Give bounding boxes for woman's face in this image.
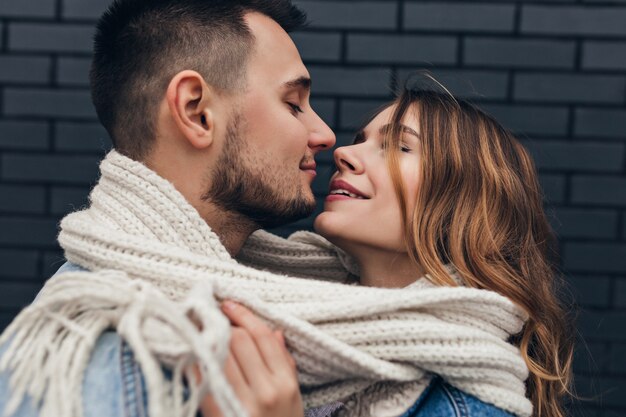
[314,104,421,253]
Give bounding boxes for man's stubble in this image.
[202,112,316,229]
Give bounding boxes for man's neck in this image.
[199,205,259,257]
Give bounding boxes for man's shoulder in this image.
[53,261,88,276]
[0,331,142,417]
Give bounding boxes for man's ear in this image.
[166,70,216,149]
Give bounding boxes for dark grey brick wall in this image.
[1,1,625,415]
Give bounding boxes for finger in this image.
[229,327,273,390]
[273,330,285,347]
[200,394,223,417]
[224,352,250,396]
[274,330,297,372]
[222,301,289,373]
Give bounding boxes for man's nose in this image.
[307,110,336,152]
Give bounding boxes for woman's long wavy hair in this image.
[381,86,575,417]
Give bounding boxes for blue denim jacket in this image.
[0,262,518,417]
[398,377,516,417]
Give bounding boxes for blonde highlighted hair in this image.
[380,87,574,417]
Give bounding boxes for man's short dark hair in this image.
[90,0,307,159]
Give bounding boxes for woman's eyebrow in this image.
[379,124,420,138]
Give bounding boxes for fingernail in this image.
[222,300,237,311]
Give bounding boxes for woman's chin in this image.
[313,212,340,241]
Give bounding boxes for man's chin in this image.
[246,196,316,229]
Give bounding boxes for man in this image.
[0,0,335,416]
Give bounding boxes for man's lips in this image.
[299,162,316,177]
[327,179,370,199]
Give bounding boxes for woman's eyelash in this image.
[288,103,303,113]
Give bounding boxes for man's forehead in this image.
[243,13,310,89]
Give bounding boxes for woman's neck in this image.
[352,247,425,288]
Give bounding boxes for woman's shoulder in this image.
[402,377,517,417]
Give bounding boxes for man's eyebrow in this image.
[283,76,311,91]
[379,124,420,138]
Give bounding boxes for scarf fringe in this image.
[0,271,246,417]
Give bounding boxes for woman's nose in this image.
[333,146,363,173]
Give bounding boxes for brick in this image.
[63,0,110,20]
[609,343,626,374]
[0,185,46,214]
[339,99,391,130]
[0,313,18,333]
[575,109,626,139]
[9,24,94,53]
[577,309,626,342]
[0,217,58,247]
[464,38,575,69]
[0,0,55,18]
[43,251,68,278]
[563,242,626,273]
[0,249,39,279]
[514,74,626,104]
[0,56,51,84]
[539,174,566,204]
[4,88,95,119]
[572,176,626,206]
[521,5,626,37]
[616,277,626,308]
[550,208,618,239]
[57,57,91,86]
[310,98,336,131]
[572,377,611,412]
[292,32,341,62]
[0,121,49,150]
[308,66,391,97]
[522,140,624,172]
[573,341,607,374]
[568,275,611,308]
[50,186,90,215]
[404,3,515,32]
[481,104,569,136]
[55,122,112,152]
[294,1,397,30]
[335,132,356,148]
[1,154,101,184]
[312,163,334,195]
[583,41,626,70]
[575,376,626,408]
[0,283,41,308]
[348,34,457,65]
[397,69,509,100]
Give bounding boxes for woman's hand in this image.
[200,301,303,417]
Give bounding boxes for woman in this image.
[238,86,574,417]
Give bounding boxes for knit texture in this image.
[0,150,532,417]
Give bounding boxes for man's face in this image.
[204,12,335,228]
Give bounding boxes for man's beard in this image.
[202,113,316,229]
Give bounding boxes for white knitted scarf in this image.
[0,151,532,417]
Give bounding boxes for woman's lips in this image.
[325,194,364,202]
